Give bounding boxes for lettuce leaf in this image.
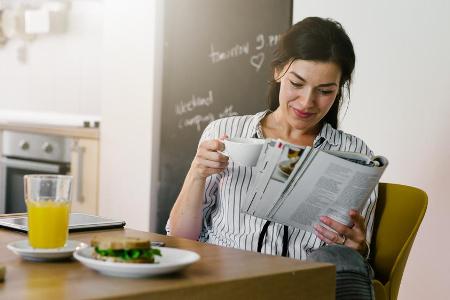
[95,247,162,261]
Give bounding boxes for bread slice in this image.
[91,236,150,250]
[90,236,161,264]
[92,253,155,264]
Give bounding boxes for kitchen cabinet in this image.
[70,138,99,215]
[0,122,100,215]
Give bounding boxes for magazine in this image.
[241,139,388,232]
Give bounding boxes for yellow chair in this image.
[371,183,428,300]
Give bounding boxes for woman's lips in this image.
[291,107,315,119]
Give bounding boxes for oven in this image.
[0,131,72,213]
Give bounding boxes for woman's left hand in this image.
[314,209,369,257]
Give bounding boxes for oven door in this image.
[0,157,69,214]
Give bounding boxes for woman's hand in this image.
[189,136,229,180]
[314,209,369,257]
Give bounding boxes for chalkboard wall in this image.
[157,0,293,233]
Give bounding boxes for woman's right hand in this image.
[189,137,229,180]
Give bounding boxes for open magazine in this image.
[241,139,388,232]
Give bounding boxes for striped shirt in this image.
[168,111,378,260]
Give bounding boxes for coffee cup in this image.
[221,138,265,167]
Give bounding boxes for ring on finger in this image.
[337,234,347,245]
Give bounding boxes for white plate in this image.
[7,240,88,261]
[74,246,200,278]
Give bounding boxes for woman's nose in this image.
[298,88,315,107]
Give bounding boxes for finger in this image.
[314,224,342,244]
[349,210,366,231]
[196,157,228,169]
[196,166,227,178]
[319,216,351,237]
[197,142,229,161]
[197,148,229,163]
[192,158,227,175]
[201,139,225,152]
[347,210,367,245]
[319,216,362,243]
[314,230,334,245]
[219,134,229,140]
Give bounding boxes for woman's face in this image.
[275,59,341,134]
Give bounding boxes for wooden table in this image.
[0,227,335,299]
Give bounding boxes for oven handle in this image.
[0,157,63,173]
[71,141,85,204]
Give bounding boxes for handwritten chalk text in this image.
[267,34,281,47]
[208,33,282,72]
[218,105,239,119]
[178,105,239,132]
[209,43,250,64]
[175,90,214,116]
[178,113,215,132]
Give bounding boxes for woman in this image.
[168,17,376,299]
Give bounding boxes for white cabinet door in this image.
[70,138,99,214]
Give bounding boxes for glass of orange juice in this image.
[24,175,73,249]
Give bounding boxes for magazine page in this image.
[242,140,286,215]
[323,150,388,167]
[323,150,372,165]
[267,149,387,231]
[241,139,279,213]
[258,145,314,218]
[246,141,305,217]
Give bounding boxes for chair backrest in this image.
[371,183,427,300]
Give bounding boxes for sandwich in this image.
[91,236,162,263]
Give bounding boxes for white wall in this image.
[0,0,103,116]
[98,0,161,231]
[0,0,161,231]
[294,0,450,299]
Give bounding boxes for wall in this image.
[0,0,161,231]
[0,0,103,116]
[98,0,161,231]
[294,0,450,299]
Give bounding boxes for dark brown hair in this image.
[268,17,355,129]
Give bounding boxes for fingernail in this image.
[319,216,326,222]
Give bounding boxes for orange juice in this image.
[26,200,71,248]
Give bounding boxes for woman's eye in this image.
[319,90,334,95]
[289,81,303,88]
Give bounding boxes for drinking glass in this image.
[24,175,73,248]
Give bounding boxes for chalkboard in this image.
[157,0,293,233]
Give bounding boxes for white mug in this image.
[221,137,265,167]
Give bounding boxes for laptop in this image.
[0,213,126,232]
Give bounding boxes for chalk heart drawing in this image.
[250,52,265,71]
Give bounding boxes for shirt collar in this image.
[251,110,271,138]
[314,123,340,147]
[252,111,339,147]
